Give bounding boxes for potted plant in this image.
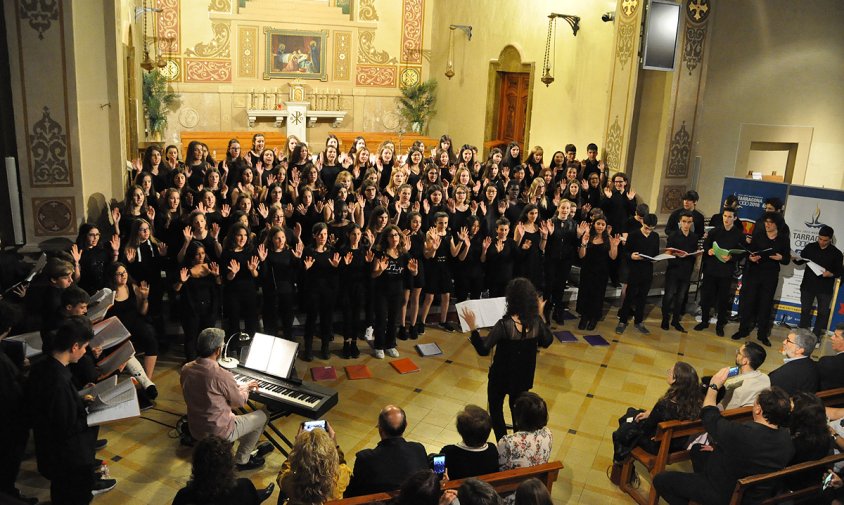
[142,69,179,141]
[397,78,437,134]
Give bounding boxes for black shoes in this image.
[730,331,746,341]
[253,442,274,459]
[258,482,275,503]
[408,324,418,340]
[349,340,360,358]
[320,341,330,360]
[91,478,117,495]
[694,322,709,331]
[397,325,409,340]
[236,455,265,471]
[95,438,108,451]
[716,326,725,337]
[758,336,772,347]
[145,385,159,400]
[661,319,670,331]
[586,320,598,331]
[615,322,627,335]
[415,322,426,335]
[578,319,587,330]
[300,348,314,362]
[439,321,458,332]
[342,341,351,359]
[671,322,687,333]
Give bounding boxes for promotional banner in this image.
[777,185,844,329]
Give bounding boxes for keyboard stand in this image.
[240,400,295,457]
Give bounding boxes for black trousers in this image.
[341,282,366,340]
[304,288,336,348]
[51,464,95,505]
[181,301,217,362]
[374,290,403,350]
[544,259,573,309]
[619,277,652,324]
[0,425,27,496]
[488,385,520,442]
[223,285,258,338]
[699,274,735,327]
[455,270,484,302]
[800,289,833,336]
[662,269,691,322]
[737,271,779,338]
[263,290,295,341]
[652,471,723,505]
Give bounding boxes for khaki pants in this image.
[227,410,268,464]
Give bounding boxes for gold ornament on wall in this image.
[357,30,397,65]
[541,13,580,87]
[444,25,471,80]
[185,22,231,58]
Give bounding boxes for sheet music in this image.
[87,384,140,426]
[243,333,298,379]
[6,330,43,357]
[86,288,114,323]
[79,375,117,398]
[455,297,507,333]
[807,261,826,276]
[90,317,131,350]
[96,341,136,379]
[25,253,47,282]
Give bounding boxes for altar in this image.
[246,80,346,143]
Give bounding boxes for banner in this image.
[777,185,844,329]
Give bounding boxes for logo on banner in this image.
[804,205,824,229]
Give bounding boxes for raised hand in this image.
[183,226,193,242]
[521,239,532,250]
[70,244,82,263]
[539,221,549,239]
[293,241,304,258]
[627,188,636,200]
[157,241,168,256]
[497,199,507,215]
[248,255,260,272]
[495,238,505,252]
[197,202,207,214]
[609,234,621,248]
[111,207,121,224]
[412,201,421,213]
[208,262,220,277]
[285,203,295,218]
[546,219,555,235]
[228,259,240,275]
[344,251,354,265]
[446,198,456,214]
[459,226,470,243]
[136,281,150,300]
[315,200,324,214]
[257,203,269,219]
[221,203,231,218]
[297,203,307,215]
[365,249,375,263]
[581,179,589,190]
[479,201,487,216]
[179,267,190,283]
[210,222,221,240]
[470,200,479,214]
[110,234,120,252]
[423,199,431,214]
[402,233,411,252]
[146,206,156,221]
[461,307,477,331]
[408,258,418,275]
[125,247,137,263]
[257,243,268,262]
[329,252,341,267]
[501,166,510,181]
[266,173,276,186]
[603,186,613,198]
[482,236,492,250]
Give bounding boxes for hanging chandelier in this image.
[541,13,581,87]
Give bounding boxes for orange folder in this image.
[344,364,373,380]
[389,357,420,374]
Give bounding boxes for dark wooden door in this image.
[496,72,530,147]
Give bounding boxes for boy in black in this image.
[695,208,745,336]
[796,225,843,337]
[661,211,700,332]
[616,214,659,334]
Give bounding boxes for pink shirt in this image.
[180,358,248,439]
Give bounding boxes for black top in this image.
[769,357,820,395]
[798,241,843,294]
[818,353,844,391]
[702,225,744,278]
[625,230,660,282]
[78,247,112,294]
[261,249,300,295]
[345,437,429,497]
[221,249,257,289]
[600,190,636,232]
[638,398,692,454]
[440,443,499,480]
[700,405,794,504]
[665,208,705,237]
[743,229,791,276]
[302,247,339,291]
[484,238,516,285]
[665,230,700,277]
[544,217,577,262]
[341,247,371,285]
[172,478,260,505]
[470,317,553,394]
[374,251,409,293]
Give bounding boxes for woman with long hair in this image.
[115,184,150,242]
[462,279,554,440]
[105,262,159,378]
[374,144,395,190]
[247,133,265,166]
[301,222,341,361]
[576,214,620,330]
[319,145,342,191]
[276,425,350,505]
[525,146,544,184]
[291,187,324,247]
[71,224,119,295]
[419,212,461,333]
[784,392,833,489]
[542,199,577,323]
[401,211,426,341]
[174,242,221,362]
[501,142,522,172]
[142,145,169,193]
[513,204,548,294]
[185,140,210,190]
[453,215,485,302]
[221,222,260,343]
[257,226,302,343]
[281,134,300,163]
[338,224,373,358]
[372,224,418,358]
[164,144,184,171]
[173,436,272,505]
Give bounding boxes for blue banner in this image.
[720,177,790,235]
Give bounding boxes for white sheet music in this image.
[455,297,507,333]
[807,261,827,276]
[243,332,298,379]
[6,330,43,357]
[91,317,131,350]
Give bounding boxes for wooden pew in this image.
[617,387,844,505]
[326,461,564,505]
[725,453,844,505]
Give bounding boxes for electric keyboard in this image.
[230,366,338,419]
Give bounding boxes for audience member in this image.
[769,329,820,395]
[818,323,844,390]
[392,470,457,505]
[440,405,499,479]
[457,479,503,505]
[513,478,552,505]
[719,341,770,409]
[783,392,832,491]
[498,392,552,471]
[277,425,350,505]
[344,405,428,497]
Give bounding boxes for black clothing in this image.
[179,272,221,361]
[172,478,261,505]
[619,230,660,324]
[600,190,636,235]
[653,405,794,505]
[78,247,112,294]
[662,231,699,322]
[471,316,553,440]
[0,347,28,496]
[798,242,843,334]
[302,247,339,349]
[818,353,844,390]
[544,218,577,314]
[484,238,516,297]
[439,443,499,480]
[636,399,691,455]
[373,252,410,350]
[345,437,428,497]
[515,229,544,294]
[320,164,342,191]
[221,249,259,339]
[665,208,705,237]
[576,241,612,324]
[769,357,820,395]
[735,230,790,340]
[455,234,485,302]
[106,287,159,356]
[260,250,300,341]
[699,225,744,327]
[340,247,370,341]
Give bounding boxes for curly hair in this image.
[187,436,237,502]
[789,392,830,457]
[288,429,338,505]
[504,277,540,332]
[662,362,703,421]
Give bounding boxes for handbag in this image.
[612,407,646,463]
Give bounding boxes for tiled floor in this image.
[15,301,832,504]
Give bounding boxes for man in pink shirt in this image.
[180,328,272,470]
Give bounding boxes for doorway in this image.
[483,45,535,157]
[496,72,530,149]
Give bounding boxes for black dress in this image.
[260,249,300,341]
[515,228,544,293]
[576,241,611,323]
[106,287,159,357]
[302,247,339,351]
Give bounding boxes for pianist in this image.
[180,328,274,471]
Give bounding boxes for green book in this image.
[712,241,746,263]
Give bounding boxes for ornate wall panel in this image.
[29,107,70,186]
[184,21,230,58]
[19,0,58,39]
[237,26,257,78]
[208,0,231,13]
[400,66,421,89]
[661,185,687,213]
[358,0,378,21]
[157,0,180,54]
[355,65,397,88]
[400,0,424,64]
[32,197,76,236]
[333,30,351,81]
[358,30,397,64]
[185,59,232,82]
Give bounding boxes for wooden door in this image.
[496,72,530,147]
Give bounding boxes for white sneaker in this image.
[364,326,374,340]
[373,349,385,359]
[385,348,400,358]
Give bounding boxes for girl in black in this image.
[454,216,485,302]
[481,218,516,297]
[319,145,342,190]
[513,204,548,294]
[478,184,501,236]
[156,188,188,252]
[174,242,222,362]
[220,223,260,348]
[326,199,356,251]
[463,277,553,441]
[401,212,426,340]
[339,225,373,358]
[105,262,159,378]
[71,224,118,295]
[177,210,222,264]
[291,188,324,247]
[256,226,302,343]
[122,218,169,336]
[301,223,341,361]
[420,212,461,333]
[543,200,578,323]
[372,224,418,358]
[576,216,620,330]
[142,144,170,192]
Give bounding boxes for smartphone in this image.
[727,366,740,378]
[432,454,446,477]
[303,420,327,432]
[823,472,834,491]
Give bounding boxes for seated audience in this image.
[818,323,844,390]
[440,405,499,479]
[719,341,770,409]
[769,329,820,395]
[180,328,273,470]
[457,479,503,505]
[513,478,552,505]
[653,377,794,505]
[277,422,351,504]
[392,470,457,505]
[344,404,428,497]
[783,392,832,491]
[498,392,552,471]
[172,435,273,505]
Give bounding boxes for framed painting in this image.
[263,28,328,81]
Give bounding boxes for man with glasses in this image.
[769,329,819,395]
[695,208,744,336]
[796,226,843,338]
[601,173,637,286]
[818,323,844,390]
[616,213,659,334]
[719,342,770,409]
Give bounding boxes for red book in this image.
[310,366,337,381]
[389,358,420,374]
[344,365,373,380]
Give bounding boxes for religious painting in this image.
[263,28,328,81]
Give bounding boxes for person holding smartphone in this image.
[276,420,352,504]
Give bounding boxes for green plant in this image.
[142,69,179,136]
[396,78,437,133]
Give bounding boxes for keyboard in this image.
[230,366,338,419]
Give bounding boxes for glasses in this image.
[87,232,100,237]
[613,180,625,185]
[785,337,795,345]
[116,271,128,277]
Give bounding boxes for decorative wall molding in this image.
[208,0,231,13]
[358,0,378,21]
[32,197,76,236]
[358,30,397,65]
[18,0,58,39]
[666,122,691,178]
[29,106,71,187]
[185,21,230,58]
[333,31,351,81]
[400,0,424,64]
[355,65,397,88]
[683,26,706,74]
[661,185,686,213]
[605,116,623,172]
[400,66,421,88]
[686,0,710,23]
[621,0,639,18]
[157,0,180,54]
[616,19,636,70]
[237,25,257,77]
[185,59,232,82]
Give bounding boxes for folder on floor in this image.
[390,357,420,374]
[583,334,610,346]
[310,366,338,381]
[554,330,578,343]
[415,342,443,357]
[344,365,373,380]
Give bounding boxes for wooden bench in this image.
[325,461,564,505]
[725,452,844,505]
[618,387,844,505]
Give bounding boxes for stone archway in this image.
[483,45,535,157]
